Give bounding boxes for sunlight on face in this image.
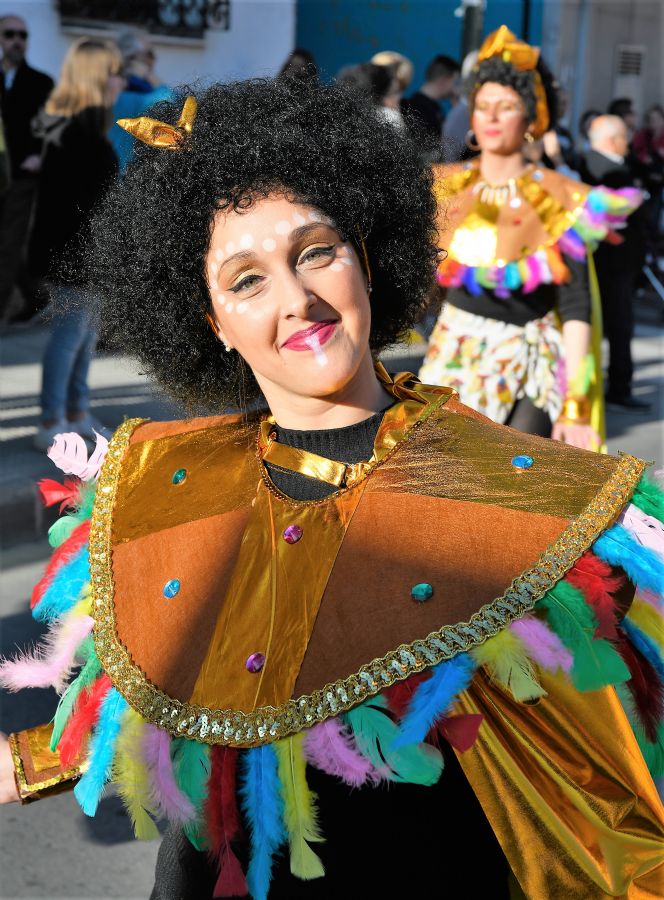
[472,82,529,155]
[206,194,372,401]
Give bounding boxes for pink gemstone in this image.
[246,652,265,673]
[283,524,303,544]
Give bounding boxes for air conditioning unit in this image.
[613,44,646,114]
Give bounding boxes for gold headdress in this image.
[475,25,549,139]
[116,95,197,149]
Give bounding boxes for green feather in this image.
[48,515,80,549]
[344,694,443,785]
[50,643,102,750]
[632,473,664,521]
[539,581,630,691]
[172,738,211,850]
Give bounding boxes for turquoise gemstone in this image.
[163,579,181,598]
[172,468,187,485]
[511,454,534,470]
[411,582,434,602]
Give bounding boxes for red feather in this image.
[205,746,247,898]
[30,520,90,609]
[384,672,430,718]
[37,477,81,512]
[616,630,664,743]
[58,674,111,767]
[566,551,624,639]
[439,714,484,752]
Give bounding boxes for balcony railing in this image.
[58,0,231,38]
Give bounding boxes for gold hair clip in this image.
[116,95,197,149]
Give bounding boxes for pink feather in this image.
[0,613,93,692]
[619,503,664,561]
[143,725,196,824]
[303,717,384,787]
[510,615,573,673]
[47,431,109,482]
[637,590,664,612]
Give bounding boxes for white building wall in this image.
[1,0,296,86]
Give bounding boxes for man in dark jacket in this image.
[580,115,649,412]
[0,14,53,322]
[402,55,459,143]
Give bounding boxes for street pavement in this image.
[0,292,662,898]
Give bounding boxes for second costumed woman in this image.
[0,77,663,898]
[420,27,643,451]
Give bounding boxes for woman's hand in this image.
[0,733,19,804]
[552,419,601,451]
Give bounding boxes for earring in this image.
[464,129,480,151]
[524,132,535,144]
[223,343,232,352]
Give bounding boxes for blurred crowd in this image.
[0,15,662,448]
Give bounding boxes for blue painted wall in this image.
[296,1,544,87]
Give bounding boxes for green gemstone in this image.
[411,582,434,602]
[172,468,187,485]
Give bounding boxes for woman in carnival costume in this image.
[0,77,662,899]
[420,27,644,452]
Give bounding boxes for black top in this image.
[28,106,118,281]
[448,254,591,327]
[150,411,510,899]
[0,60,53,177]
[401,90,444,139]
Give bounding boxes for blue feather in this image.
[33,544,90,623]
[462,266,482,296]
[73,687,127,816]
[622,619,664,683]
[593,525,664,597]
[393,653,477,748]
[239,744,286,900]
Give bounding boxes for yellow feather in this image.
[472,628,547,702]
[274,733,325,880]
[630,597,664,647]
[112,707,159,840]
[70,595,92,618]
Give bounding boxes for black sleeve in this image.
[557,255,591,324]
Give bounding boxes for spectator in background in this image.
[608,97,637,137]
[0,14,53,323]
[337,62,403,128]
[278,48,318,82]
[554,87,579,171]
[442,50,479,162]
[633,105,664,256]
[29,38,123,450]
[402,54,459,140]
[578,108,600,154]
[371,50,413,95]
[110,31,172,174]
[580,114,649,412]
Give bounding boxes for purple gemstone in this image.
[246,652,265,674]
[283,524,303,544]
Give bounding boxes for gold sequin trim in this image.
[91,419,647,747]
[9,732,80,803]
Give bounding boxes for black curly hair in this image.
[87,78,438,412]
[471,57,558,130]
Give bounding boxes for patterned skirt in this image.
[418,304,564,425]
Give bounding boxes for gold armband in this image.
[559,395,591,425]
[9,724,81,804]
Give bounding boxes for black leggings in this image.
[505,396,552,437]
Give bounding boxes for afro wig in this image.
[88,77,438,412]
[470,57,559,130]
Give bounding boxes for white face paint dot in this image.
[239,233,254,249]
[225,241,236,255]
[225,301,234,313]
[292,212,306,226]
[275,220,292,235]
[214,248,225,262]
[210,262,219,276]
[308,211,322,222]
[215,291,225,304]
[262,237,277,252]
[236,301,249,314]
[340,257,353,266]
[329,262,344,271]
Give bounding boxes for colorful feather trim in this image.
[47,430,109,482]
[205,746,247,898]
[274,733,325,881]
[112,707,159,840]
[239,744,286,900]
[593,525,664,598]
[565,551,624,639]
[509,615,573,673]
[30,520,89,612]
[74,686,127,816]
[173,738,211,852]
[143,724,196,825]
[303,716,384,787]
[471,629,546,702]
[50,640,101,749]
[32,543,90,623]
[616,631,664,743]
[58,673,111,767]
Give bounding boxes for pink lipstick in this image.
[282,320,337,351]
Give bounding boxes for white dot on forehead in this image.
[262,237,277,251]
[239,233,254,249]
[215,291,225,303]
[292,212,306,226]
[225,241,236,255]
[214,248,225,262]
[308,211,323,222]
[210,262,219,276]
[275,220,292,235]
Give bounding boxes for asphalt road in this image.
[0,292,662,898]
